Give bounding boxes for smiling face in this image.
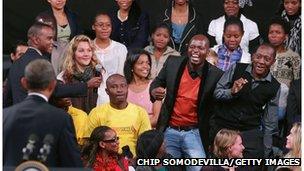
[228,135,245,158]
[251,45,276,79]
[36,26,54,54]
[47,0,66,10]
[93,14,112,40]
[152,27,170,50]
[116,0,133,11]
[187,36,209,68]
[74,41,93,70]
[174,0,187,6]
[268,24,287,47]
[224,0,240,17]
[133,54,151,79]
[284,0,301,16]
[223,24,243,51]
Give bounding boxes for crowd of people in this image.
[3,0,301,171]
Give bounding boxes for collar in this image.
[28,47,43,56]
[245,64,272,82]
[187,62,205,78]
[117,10,128,22]
[145,45,177,56]
[28,92,48,102]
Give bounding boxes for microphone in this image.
[37,134,54,163]
[22,134,39,161]
[95,64,103,77]
[122,145,133,159]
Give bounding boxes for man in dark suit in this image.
[3,22,101,107]
[3,59,83,167]
[150,35,223,171]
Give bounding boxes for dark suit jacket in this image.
[3,48,87,107]
[149,56,223,153]
[286,79,301,128]
[3,95,83,167]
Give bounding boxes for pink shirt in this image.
[127,81,153,115]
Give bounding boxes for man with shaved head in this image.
[150,35,223,171]
[85,74,151,156]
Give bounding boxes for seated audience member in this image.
[136,130,182,171]
[110,0,149,49]
[124,49,162,128]
[82,126,129,171]
[268,18,300,87]
[208,0,259,53]
[208,17,251,71]
[276,123,301,171]
[202,129,254,171]
[36,0,82,75]
[144,22,180,79]
[3,59,82,167]
[211,44,281,159]
[57,35,101,114]
[85,74,151,156]
[92,12,128,105]
[279,0,301,55]
[161,0,204,55]
[10,40,28,62]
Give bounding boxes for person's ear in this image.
[10,53,16,61]
[47,80,57,93]
[21,77,29,90]
[105,88,109,96]
[92,24,95,31]
[99,141,105,148]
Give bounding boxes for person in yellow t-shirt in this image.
[84,74,151,156]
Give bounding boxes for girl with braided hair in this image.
[82,126,129,171]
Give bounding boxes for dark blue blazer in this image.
[110,11,149,50]
[3,95,83,167]
[3,48,87,107]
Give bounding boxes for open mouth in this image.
[191,54,200,63]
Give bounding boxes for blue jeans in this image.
[164,127,206,171]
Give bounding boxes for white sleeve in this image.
[248,21,259,40]
[208,20,216,37]
[118,45,128,76]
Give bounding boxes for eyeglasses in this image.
[102,136,119,143]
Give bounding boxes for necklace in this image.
[172,6,189,24]
[117,10,128,22]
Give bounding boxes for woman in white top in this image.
[92,12,128,105]
[208,0,259,54]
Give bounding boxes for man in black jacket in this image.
[3,59,82,167]
[150,35,223,171]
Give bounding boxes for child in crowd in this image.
[144,22,180,79]
[92,12,128,105]
[208,17,251,71]
[268,18,300,87]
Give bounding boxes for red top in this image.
[170,66,202,126]
[93,151,129,171]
